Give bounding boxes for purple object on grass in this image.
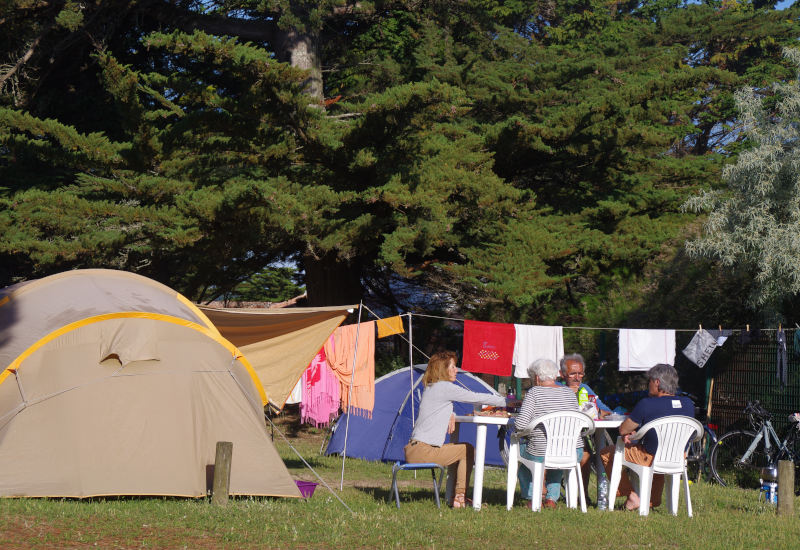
[295,480,318,498]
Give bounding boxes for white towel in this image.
[512,324,564,378]
[285,377,303,404]
[618,329,676,372]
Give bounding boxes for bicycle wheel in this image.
[686,436,706,483]
[710,430,772,489]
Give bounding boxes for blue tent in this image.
[325,365,506,466]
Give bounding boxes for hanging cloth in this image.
[618,329,676,372]
[377,315,405,338]
[512,324,564,378]
[707,329,733,347]
[682,329,718,368]
[300,348,341,427]
[461,320,516,376]
[285,377,303,405]
[777,328,788,386]
[324,321,376,417]
[739,327,761,346]
[794,329,800,359]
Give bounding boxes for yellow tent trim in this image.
[0,311,268,406]
[176,293,221,336]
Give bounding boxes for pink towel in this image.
[300,348,341,427]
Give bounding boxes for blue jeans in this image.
[518,448,584,502]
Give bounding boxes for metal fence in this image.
[708,328,800,436]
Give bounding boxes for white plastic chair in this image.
[608,415,703,517]
[506,411,595,512]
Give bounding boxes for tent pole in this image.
[340,301,363,491]
[409,312,415,428]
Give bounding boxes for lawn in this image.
[2,415,799,549]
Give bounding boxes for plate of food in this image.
[473,406,513,417]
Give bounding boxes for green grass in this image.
[2,428,800,549]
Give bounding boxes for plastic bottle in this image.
[597,471,609,510]
[577,386,589,407]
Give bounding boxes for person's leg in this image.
[519,450,543,502]
[580,447,592,500]
[544,469,563,502]
[405,441,472,505]
[600,443,633,498]
[620,444,659,510]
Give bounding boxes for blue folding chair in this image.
[391,461,446,508]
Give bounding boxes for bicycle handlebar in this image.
[745,400,771,421]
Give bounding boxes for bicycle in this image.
[683,405,719,482]
[710,401,800,491]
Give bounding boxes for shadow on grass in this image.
[353,483,518,508]
[282,456,330,469]
[354,485,444,507]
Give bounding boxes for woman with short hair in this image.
[514,358,582,509]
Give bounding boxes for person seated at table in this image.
[513,358,582,509]
[559,353,612,501]
[598,364,694,510]
[404,351,513,508]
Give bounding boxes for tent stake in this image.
[340,301,363,491]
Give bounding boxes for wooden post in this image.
[778,460,794,516]
[212,441,233,505]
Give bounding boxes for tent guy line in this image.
[264,412,354,515]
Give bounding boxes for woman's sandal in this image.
[452,493,467,508]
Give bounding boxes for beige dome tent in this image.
[0,269,301,498]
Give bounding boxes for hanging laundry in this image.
[285,377,303,405]
[324,321,376,417]
[707,329,733,347]
[618,329,676,372]
[794,329,800,359]
[512,324,564,378]
[777,328,788,386]
[738,327,761,346]
[682,329,718,368]
[377,315,405,338]
[300,348,341,427]
[462,320,516,376]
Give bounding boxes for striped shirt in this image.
[515,385,582,456]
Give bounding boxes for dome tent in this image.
[0,269,300,498]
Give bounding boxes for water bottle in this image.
[760,481,778,505]
[506,392,515,413]
[760,467,778,505]
[597,471,609,510]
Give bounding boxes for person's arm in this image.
[619,418,641,444]
[513,390,536,434]
[443,383,508,408]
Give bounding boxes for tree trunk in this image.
[303,253,363,306]
[274,28,322,102]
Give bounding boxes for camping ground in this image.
[2,410,800,550]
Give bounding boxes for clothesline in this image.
[406,312,788,333]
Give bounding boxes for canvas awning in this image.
[198,305,355,409]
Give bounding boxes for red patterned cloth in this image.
[461,320,516,376]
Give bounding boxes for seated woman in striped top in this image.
[514,358,582,509]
